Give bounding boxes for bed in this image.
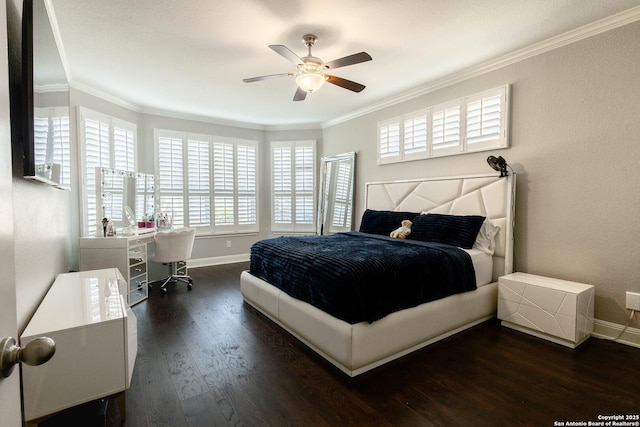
[241,173,516,377]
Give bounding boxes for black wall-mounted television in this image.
[21,0,71,189]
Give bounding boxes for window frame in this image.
[270,140,317,233]
[377,85,509,164]
[33,106,71,189]
[78,107,137,237]
[154,129,259,235]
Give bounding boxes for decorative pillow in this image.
[359,209,420,236]
[473,219,500,255]
[408,213,486,249]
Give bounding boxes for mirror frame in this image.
[97,167,158,236]
[317,152,356,235]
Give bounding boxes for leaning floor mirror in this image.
[317,152,356,235]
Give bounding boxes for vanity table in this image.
[79,231,155,305]
[21,268,136,425]
[79,230,188,305]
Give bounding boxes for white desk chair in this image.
[150,227,196,294]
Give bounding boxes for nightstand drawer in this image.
[498,272,594,348]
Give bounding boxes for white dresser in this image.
[498,272,594,348]
[79,232,155,305]
[21,268,137,424]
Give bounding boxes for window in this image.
[34,107,71,188]
[271,140,316,233]
[79,107,137,237]
[155,130,258,234]
[377,85,509,164]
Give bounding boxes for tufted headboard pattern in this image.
[364,173,516,280]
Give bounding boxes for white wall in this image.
[322,21,640,328]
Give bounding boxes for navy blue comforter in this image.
[249,232,476,324]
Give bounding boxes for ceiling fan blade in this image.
[324,52,372,69]
[325,75,366,93]
[242,73,291,83]
[293,87,307,101]
[269,45,303,65]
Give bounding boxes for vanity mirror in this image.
[97,167,158,236]
[317,152,356,235]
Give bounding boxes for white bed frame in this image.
[241,173,516,377]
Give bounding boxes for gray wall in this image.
[323,21,640,328]
[7,0,71,331]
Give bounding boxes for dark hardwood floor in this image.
[115,263,639,426]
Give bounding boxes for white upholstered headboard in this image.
[364,173,516,281]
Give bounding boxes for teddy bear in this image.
[390,219,412,239]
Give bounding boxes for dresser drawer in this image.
[128,246,146,265]
[129,286,148,306]
[130,262,146,278]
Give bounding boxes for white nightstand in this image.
[498,272,594,348]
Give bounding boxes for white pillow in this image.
[473,219,500,255]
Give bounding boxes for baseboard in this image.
[591,318,640,348]
[188,253,250,269]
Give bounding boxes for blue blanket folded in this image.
[249,232,477,324]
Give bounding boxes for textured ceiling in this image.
[49,0,640,128]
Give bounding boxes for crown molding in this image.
[140,106,322,131]
[141,106,267,130]
[321,5,640,128]
[70,80,142,113]
[35,83,69,93]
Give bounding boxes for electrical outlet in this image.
[626,292,640,311]
[226,240,231,248]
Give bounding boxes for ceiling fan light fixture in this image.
[295,69,326,93]
[244,33,371,100]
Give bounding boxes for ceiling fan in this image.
[243,34,372,101]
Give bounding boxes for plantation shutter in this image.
[271,140,316,232]
[155,130,259,234]
[33,114,48,168]
[213,141,235,227]
[187,137,211,227]
[272,145,292,225]
[404,114,428,157]
[51,114,71,187]
[100,169,126,223]
[378,122,400,163]
[295,145,314,225]
[113,124,135,172]
[83,114,111,237]
[236,142,257,227]
[33,107,70,187]
[157,135,185,228]
[466,87,505,147]
[432,104,461,152]
[331,160,353,230]
[377,85,509,164]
